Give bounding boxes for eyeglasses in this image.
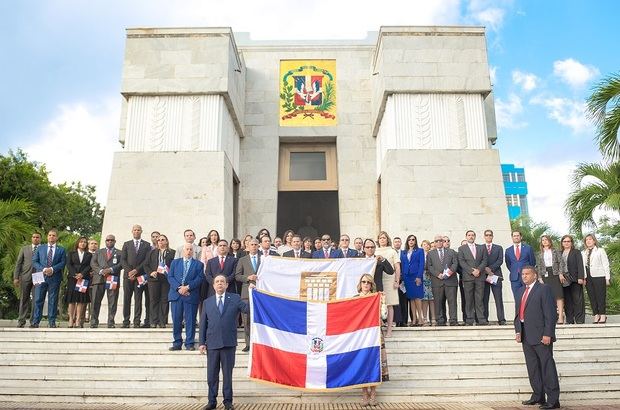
[364,245,375,249]
[321,238,330,241]
[408,238,416,241]
[361,280,372,284]
[434,240,443,243]
[444,239,451,242]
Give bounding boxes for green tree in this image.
[0,199,36,318]
[586,72,620,161]
[0,149,104,236]
[564,162,620,234]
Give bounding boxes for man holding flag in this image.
[90,234,122,328]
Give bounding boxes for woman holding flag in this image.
[146,234,175,328]
[65,236,92,328]
[356,272,389,407]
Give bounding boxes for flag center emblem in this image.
[310,337,324,354]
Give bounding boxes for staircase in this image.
[1,324,619,405]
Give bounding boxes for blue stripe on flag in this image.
[252,290,307,335]
[326,346,381,388]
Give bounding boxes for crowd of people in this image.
[13,226,611,332]
[10,224,612,409]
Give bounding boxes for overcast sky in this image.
[1,0,618,234]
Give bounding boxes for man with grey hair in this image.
[235,238,260,351]
[426,234,459,326]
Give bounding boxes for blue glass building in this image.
[501,163,528,220]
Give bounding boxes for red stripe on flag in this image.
[326,293,380,335]
[250,343,307,388]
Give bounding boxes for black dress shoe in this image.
[203,403,217,410]
[522,398,544,405]
[186,346,196,351]
[121,323,130,328]
[169,346,182,351]
[17,322,25,328]
[539,403,559,409]
[242,346,250,352]
[224,404,234,410]
[29,323,39,328]
[498,321,506,325]
[49,323,57,328]
[141,323,150,328]
[107,324,115,328]
[90,324,99,328]
[133,323,141,328]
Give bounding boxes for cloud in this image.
[489,66,498,85]
[465,0,512,31]
[553,58,600,89]
[530,96,592,134]
[523,161,575,234]
[495,93,526,129]
[512,70,538,92]
[23,98,121,205]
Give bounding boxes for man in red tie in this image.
[282,235,311,258]
[311,234,334,259]
[482,229,506,325]
[505,230,536,300]
[89,235,122,328]
[515,266,560,409]
[205,240,238,299]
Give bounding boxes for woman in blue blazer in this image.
[400,235,426,326]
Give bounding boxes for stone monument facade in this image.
[101,26,513,320]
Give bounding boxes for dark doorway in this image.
[276,191,340,240]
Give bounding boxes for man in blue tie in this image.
[199,275,249,410]
[31,229,66,328]
[167,243,204,351]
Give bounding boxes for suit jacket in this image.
[32,244,66,284]
[565,248,584,282]
[457,243,488,282]
[14,244,36,281]
[258,249,279,257]
[484,243,504,278]
[331,248,359,258]
[312,248,339,259]
[400,248,425,281]
[535,249,565,277]
[167,258,205,305]
[145,248,176,282]
[121,239,151,278]
[235,253,260,299]
[205,255,238,297]
[199,292,249,349]
[426,248,458,287]
[67,250,93,280]
[90,247,122,284]
[514,282,557,345]
[282,249,312,258]
[371,257,394,292]
[229,250,247,259]
[505,243,536,282]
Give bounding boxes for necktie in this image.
[264,250,268,257]
[487,244,492,255]
[439,249,444,263]
[47,246,53,267]
[342,249,347,258]
[107,249,112,260]
[33,244,39,253]
[251,256,257,271]
[220,256,225,270]
[515,245,521,260]
[218,295,224,314]
[470,244,476,259]
[295,251,299,258]
[134,240,139,252]
[519,285,530,321]
[182,259,189,284]
[324,250,329,259]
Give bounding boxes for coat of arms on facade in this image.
[279,60,336,126]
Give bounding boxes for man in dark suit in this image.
[13,232,41,327]
[31,229,66,328]
[482,229,506,325]
[458,230,489,326]
[206,239,238,298]
[168,243,204,351]
[330,234,359,258]
[199,274,249,410]
[282,234,312,258]
[235,238,261,351]
[515,266,560,409]
[506,230,536,300]
[120,224,151,328]
[312,234,338,258]
[426,235,459,326]
[90,234,122,328]
[258,235,278,257]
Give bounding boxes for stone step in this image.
[1,384,620,404]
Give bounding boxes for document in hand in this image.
[485,275,499,285]
[32,271,45,285]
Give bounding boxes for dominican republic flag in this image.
[136,274,148,288]
[105,275,119,290]
[74,278,89,293]
[249,289,381,390]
